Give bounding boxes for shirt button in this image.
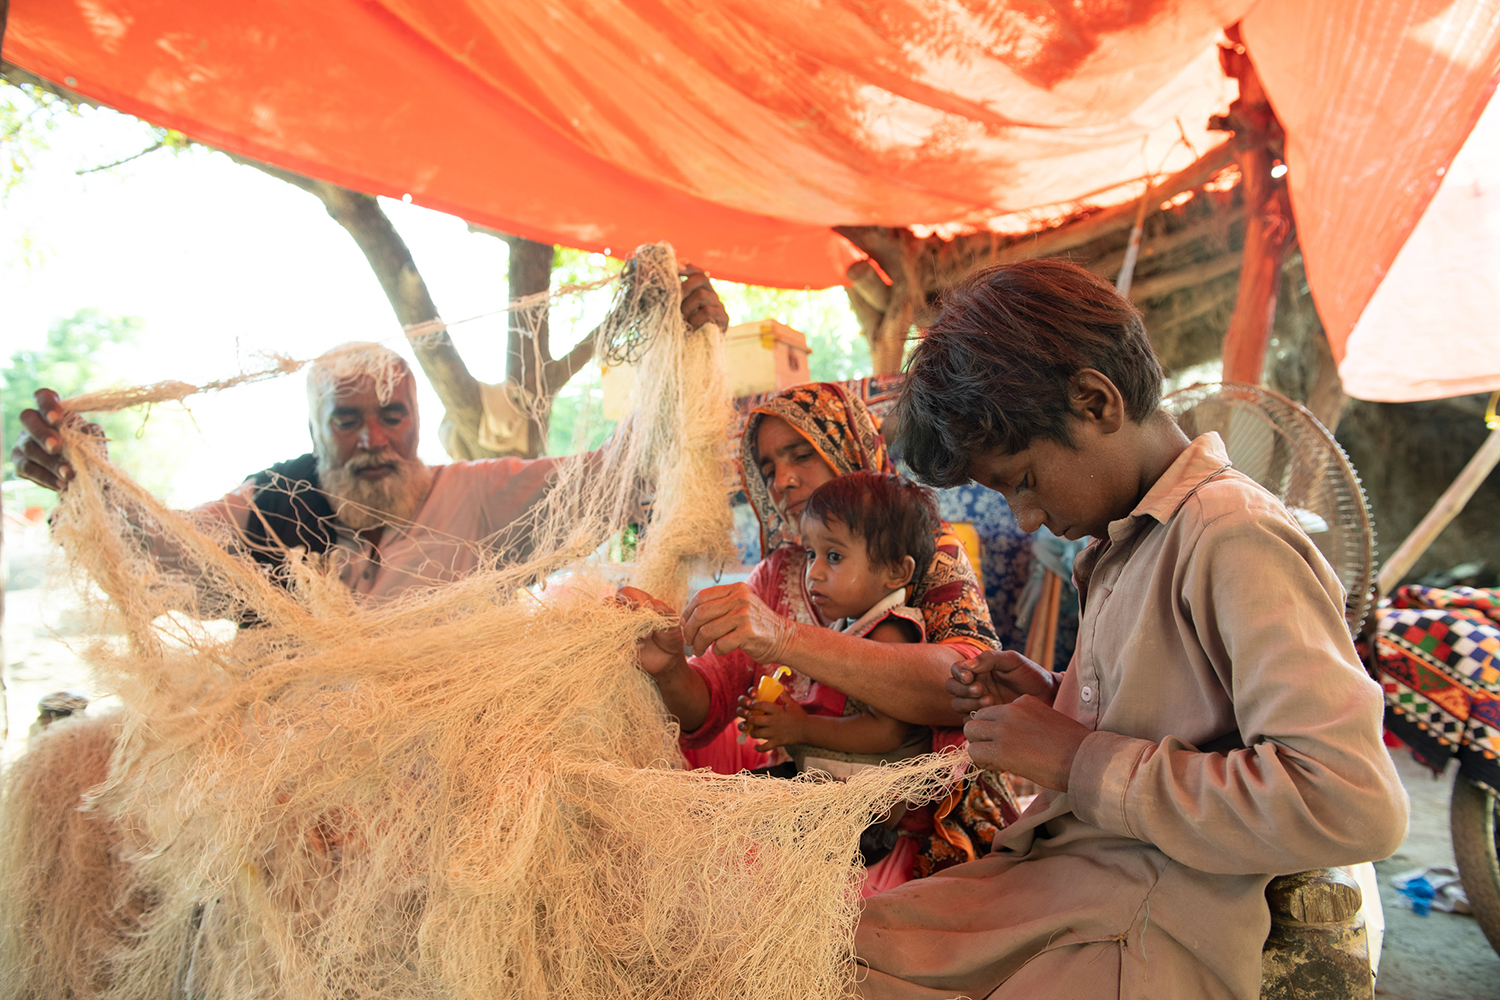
[1081,685,1094,703]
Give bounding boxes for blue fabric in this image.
[935,485,1035,654]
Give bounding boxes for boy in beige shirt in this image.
[855,259,1408,999]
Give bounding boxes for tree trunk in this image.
[502,236,553,456]
[834,227,918,374]
[1,71,604,460]
[228,156,504,458]
[472,225,598,458]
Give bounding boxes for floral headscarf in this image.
[741,382,897,554]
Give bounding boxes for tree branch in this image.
[543,333,596,393]
[226,153,489,456]
[75,140,165,175]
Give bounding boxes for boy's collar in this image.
[1105,432,1232,541]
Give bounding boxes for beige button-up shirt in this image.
[857,433,1408,1000]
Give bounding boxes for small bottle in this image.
[738,666,792,744]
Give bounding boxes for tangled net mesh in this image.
[0,244,965,1000]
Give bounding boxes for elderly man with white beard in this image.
[11,269,729,606]
[12,344,556,605]
[215,340,562,600]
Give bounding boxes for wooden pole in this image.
[1216,27,1292,386]
[1221,149,1291,383]
[1376,425,1500,595]
[1024,570,1064,671]
[1115,182,1154,298]
[1,412,6,743]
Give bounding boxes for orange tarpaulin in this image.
[6,1,1500,396]
[1243,0,1500,382]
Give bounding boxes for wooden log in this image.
[1221,147,1292,384]
[1129,253,1242,302]
[1377,425,1500,594]
[1086,205,1246,282]
[1114,187,1153,297]
[838,140,1236,299]
[973,141,1235,268]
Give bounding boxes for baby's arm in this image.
[743,619,916,753]
[746,700,910,754]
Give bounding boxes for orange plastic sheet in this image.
[4,0,1246,286]
[6,1,1500,402]
[1338,93,1500,402]
[1243,0,1500,374]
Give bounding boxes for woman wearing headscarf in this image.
[630,382,1018,889]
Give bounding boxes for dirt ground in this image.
[1375,751,1500,999]
[4,581,1500,996]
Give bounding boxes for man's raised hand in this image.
[9,388,104,493]
[679,263,729,332]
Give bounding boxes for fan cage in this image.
[1163,382,1376,636]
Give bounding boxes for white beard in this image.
[317,449,433,532]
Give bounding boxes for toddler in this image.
[738,472,937,776]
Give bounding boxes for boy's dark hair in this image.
[802,472,939,587]
[893,257,1164,488]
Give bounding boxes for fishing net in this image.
[0,244,965,1000]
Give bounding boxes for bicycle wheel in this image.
[1451,775,1500,955]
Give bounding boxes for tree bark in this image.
[834,227,919,374]
[500,235,552,455]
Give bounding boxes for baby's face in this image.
[800,514,903,623]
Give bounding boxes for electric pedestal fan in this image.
[1163,381,1376,636]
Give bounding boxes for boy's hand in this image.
[963,697,1091,791]
[948,649,1057,715]
[738,695,807,751]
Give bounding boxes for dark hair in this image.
[893,257,1163,487]
[802,472,939,587]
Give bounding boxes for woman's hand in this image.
[681,582,799,662]
[963,697,1091,791]
[738,695,807,752]
[616,586,688,678]
[616,586,710,731]
[947,649,1057,716]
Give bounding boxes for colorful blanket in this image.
[1377,585,1500,795]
